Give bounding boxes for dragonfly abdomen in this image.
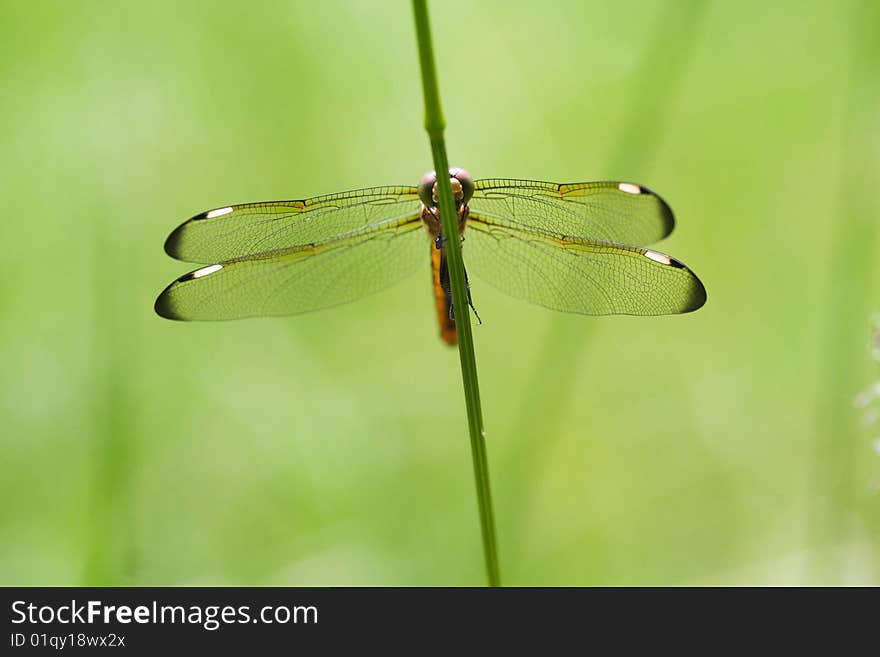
[431,245,458,346]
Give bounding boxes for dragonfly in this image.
[155,168,706,344]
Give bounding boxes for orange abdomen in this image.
[431,246,457,345]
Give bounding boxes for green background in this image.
[2,0,878,585]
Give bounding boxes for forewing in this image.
[470,179,675,246]
[466,213,705,316]
[165,186,421,263]
[156,219,425,320]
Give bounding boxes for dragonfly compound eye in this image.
[418,170,438,206]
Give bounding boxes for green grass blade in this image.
[412,0,501,586]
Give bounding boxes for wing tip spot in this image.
[618,182,643,195]
[644,250,673,266]
[178,263,223,282]
[203,206,234,219]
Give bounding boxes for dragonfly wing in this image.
[156,218,425,320]
[465,213,705,316]
[166,186,421,263]
[470,179,675,246]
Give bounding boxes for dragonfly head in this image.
[419,167,474,209]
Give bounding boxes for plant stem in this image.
[411,0,501,586]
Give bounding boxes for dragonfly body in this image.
[419,168,476,345]
[156,168,706,343]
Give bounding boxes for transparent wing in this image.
[466,213,705,315]
[156,218,425,320]
[470,179,675,246]
[165,186,421,263]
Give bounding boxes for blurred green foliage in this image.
[1,0,878,585]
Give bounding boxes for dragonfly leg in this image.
[464,266,482,325]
